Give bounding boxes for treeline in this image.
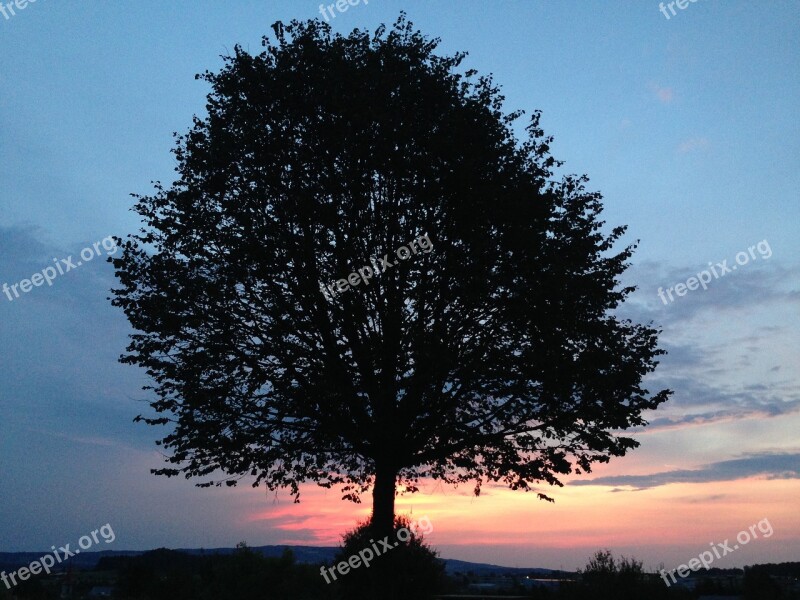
[518,551,800,600]
[3,547,798,600]
[747,562,800,577]
[97,546,328,600]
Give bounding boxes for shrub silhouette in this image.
[574,549,673,600]
[743,566,784,600]
[328,515,444,600]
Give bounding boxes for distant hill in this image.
[441,557,557,577]
[0,549,143,572]
[0,545,561,576]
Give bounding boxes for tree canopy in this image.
[111,14,670,534]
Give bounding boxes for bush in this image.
[328,516,444,600]
[575,549,671,600]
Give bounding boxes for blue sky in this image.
[1,1,798,570]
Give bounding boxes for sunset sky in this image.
[1,1,798,571]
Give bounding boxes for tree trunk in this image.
[371,463,397,536]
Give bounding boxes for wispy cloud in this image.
[620,259,800,328]
[570,452,800,490]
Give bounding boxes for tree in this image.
[111,14,670,537]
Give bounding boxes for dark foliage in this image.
[111,12,670,534]
[109,546,329,600]
[743,565,786,600]
[566,549,675,600]
[6,576,47,600]
[327,515,444,600]
[746,561,800,578]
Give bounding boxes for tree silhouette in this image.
[331,516,444,599]
[111,14,670,536]
[578,550,670,600]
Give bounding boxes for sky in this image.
[1,0,798,572]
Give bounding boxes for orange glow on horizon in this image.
[243,475,800,553]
